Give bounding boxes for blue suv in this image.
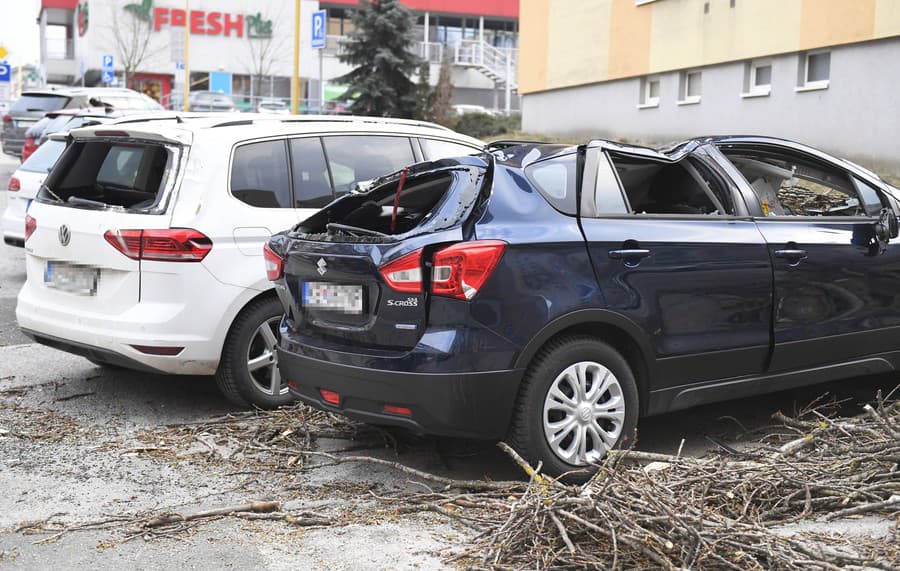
[267,137,900,478]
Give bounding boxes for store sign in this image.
[76,2,89,37]
[133,1,273,39]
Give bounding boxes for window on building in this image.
[639,76,660,108]
[743,59,772,97]
[798,50,830,90]
[230,140,292,208]
[678,70,702,104]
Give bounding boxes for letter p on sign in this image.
[311,10,326,49]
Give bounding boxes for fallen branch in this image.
[144,500,280,528]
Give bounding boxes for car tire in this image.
[215,296,294,409]
[507,336,639,482]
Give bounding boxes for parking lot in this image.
[0,151,896,569]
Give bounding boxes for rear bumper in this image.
[2,199,25,244]
[2,137,24,157]
[21,329,168,373]
[277,348,524,440]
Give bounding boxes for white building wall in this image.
[522,37,900,176]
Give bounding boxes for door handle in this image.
[608,249,651,260]
[774,249,807,260]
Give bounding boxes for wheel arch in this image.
[514,310,656,415]
[214,286,280,363]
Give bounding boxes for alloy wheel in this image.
[245,316,287,397]
[542,361,626,465]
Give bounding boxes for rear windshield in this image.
[39,139,179,213]
[20,140,66,173]
[11,95,71,114]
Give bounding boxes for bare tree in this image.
[243,8,289,98]
[108,0,164,86]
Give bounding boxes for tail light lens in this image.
[379,249,423,293]
[8,177,20,192]
[24,215,36,241]
[2,115,10,123]
[263,243,284,281]
[22,137,36,161]
[104,229,212,261]
[431,240,506,300]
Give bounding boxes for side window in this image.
[720,147,870,217]
[853,178,886,217]
[608,153,729,215]
[323,136,416,194]
[230,140,292,208]
[289,138,333,209]
[420,138,479,160]
[524,153,578,215]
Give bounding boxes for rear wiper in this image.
[326,223,388,237]
[67,196,108,208]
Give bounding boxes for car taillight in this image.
[24,215,36,241]
[263,243,284,281]
[379,248,423,293]
[2,115,10,123]
[8,177,20,192]
[431,240,506,300]
[104,229,212,262]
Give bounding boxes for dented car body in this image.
[269,136,900,477]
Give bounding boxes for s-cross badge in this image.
[58,224,71,246]
[317,258,327,276]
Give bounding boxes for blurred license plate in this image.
[44,262,99,296]
[302,282,363,314]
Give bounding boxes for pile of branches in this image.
[430,393,899,569]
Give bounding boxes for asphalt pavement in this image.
[0,151,896,569]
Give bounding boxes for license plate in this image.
[15,120,35,128]
[302,282,363,314]
[44,262,99,296]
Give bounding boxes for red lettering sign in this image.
[207,12,223,36]
[171,8,186,27]
[190,10,205,34]
[224,13,243,37]
[153,7,169,31]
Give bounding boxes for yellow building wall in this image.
[519,0,900,94]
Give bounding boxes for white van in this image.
[16,115,483,407]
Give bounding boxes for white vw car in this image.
[16,115,483,407]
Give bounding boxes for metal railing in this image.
[454,40,518,87]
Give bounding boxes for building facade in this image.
[38,0,519,112]
[519,0,900,175]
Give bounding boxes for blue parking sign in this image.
[101,54,114,84]
[0,62,9,83]
[311,10,326,49]
[102,54,114,69]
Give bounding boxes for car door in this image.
[714,142,900,372]
[574,146,773,392]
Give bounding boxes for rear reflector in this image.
[379,248,423,293]
[24,215,36,242]
[263,243,284,281]
[130,345,184,356]
[383,404,412,417]
[104,229,212,262]
[432,240,506,300]
[319,389,340,405]
[8,177,20,192]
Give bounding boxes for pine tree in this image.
[337,0,420,118]
[413,61,432,121]
[430,50,455,127]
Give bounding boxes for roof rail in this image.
[278,115,454,132]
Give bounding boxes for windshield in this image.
[39,139,181,213]
[20,140,66,173]
[11,94,70,114]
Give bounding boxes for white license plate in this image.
[15,120,36,128]
[302,282,363,314]
[44,262,100,296]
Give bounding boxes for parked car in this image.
[268,136,900,479]
[189,91,237,112]
[256,99,289,114]
[2,134,67,246]
[2,88,162,158]
[17,114,483,408]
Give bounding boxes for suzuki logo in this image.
[316,257,327,276]
[58,225,71,247]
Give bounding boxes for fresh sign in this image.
[126,0,273,38]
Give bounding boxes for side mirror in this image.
[876,208,899,242]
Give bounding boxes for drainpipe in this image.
[423,12,429,61]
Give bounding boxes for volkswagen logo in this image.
[316,257,327,276]
[58,225,71,247]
